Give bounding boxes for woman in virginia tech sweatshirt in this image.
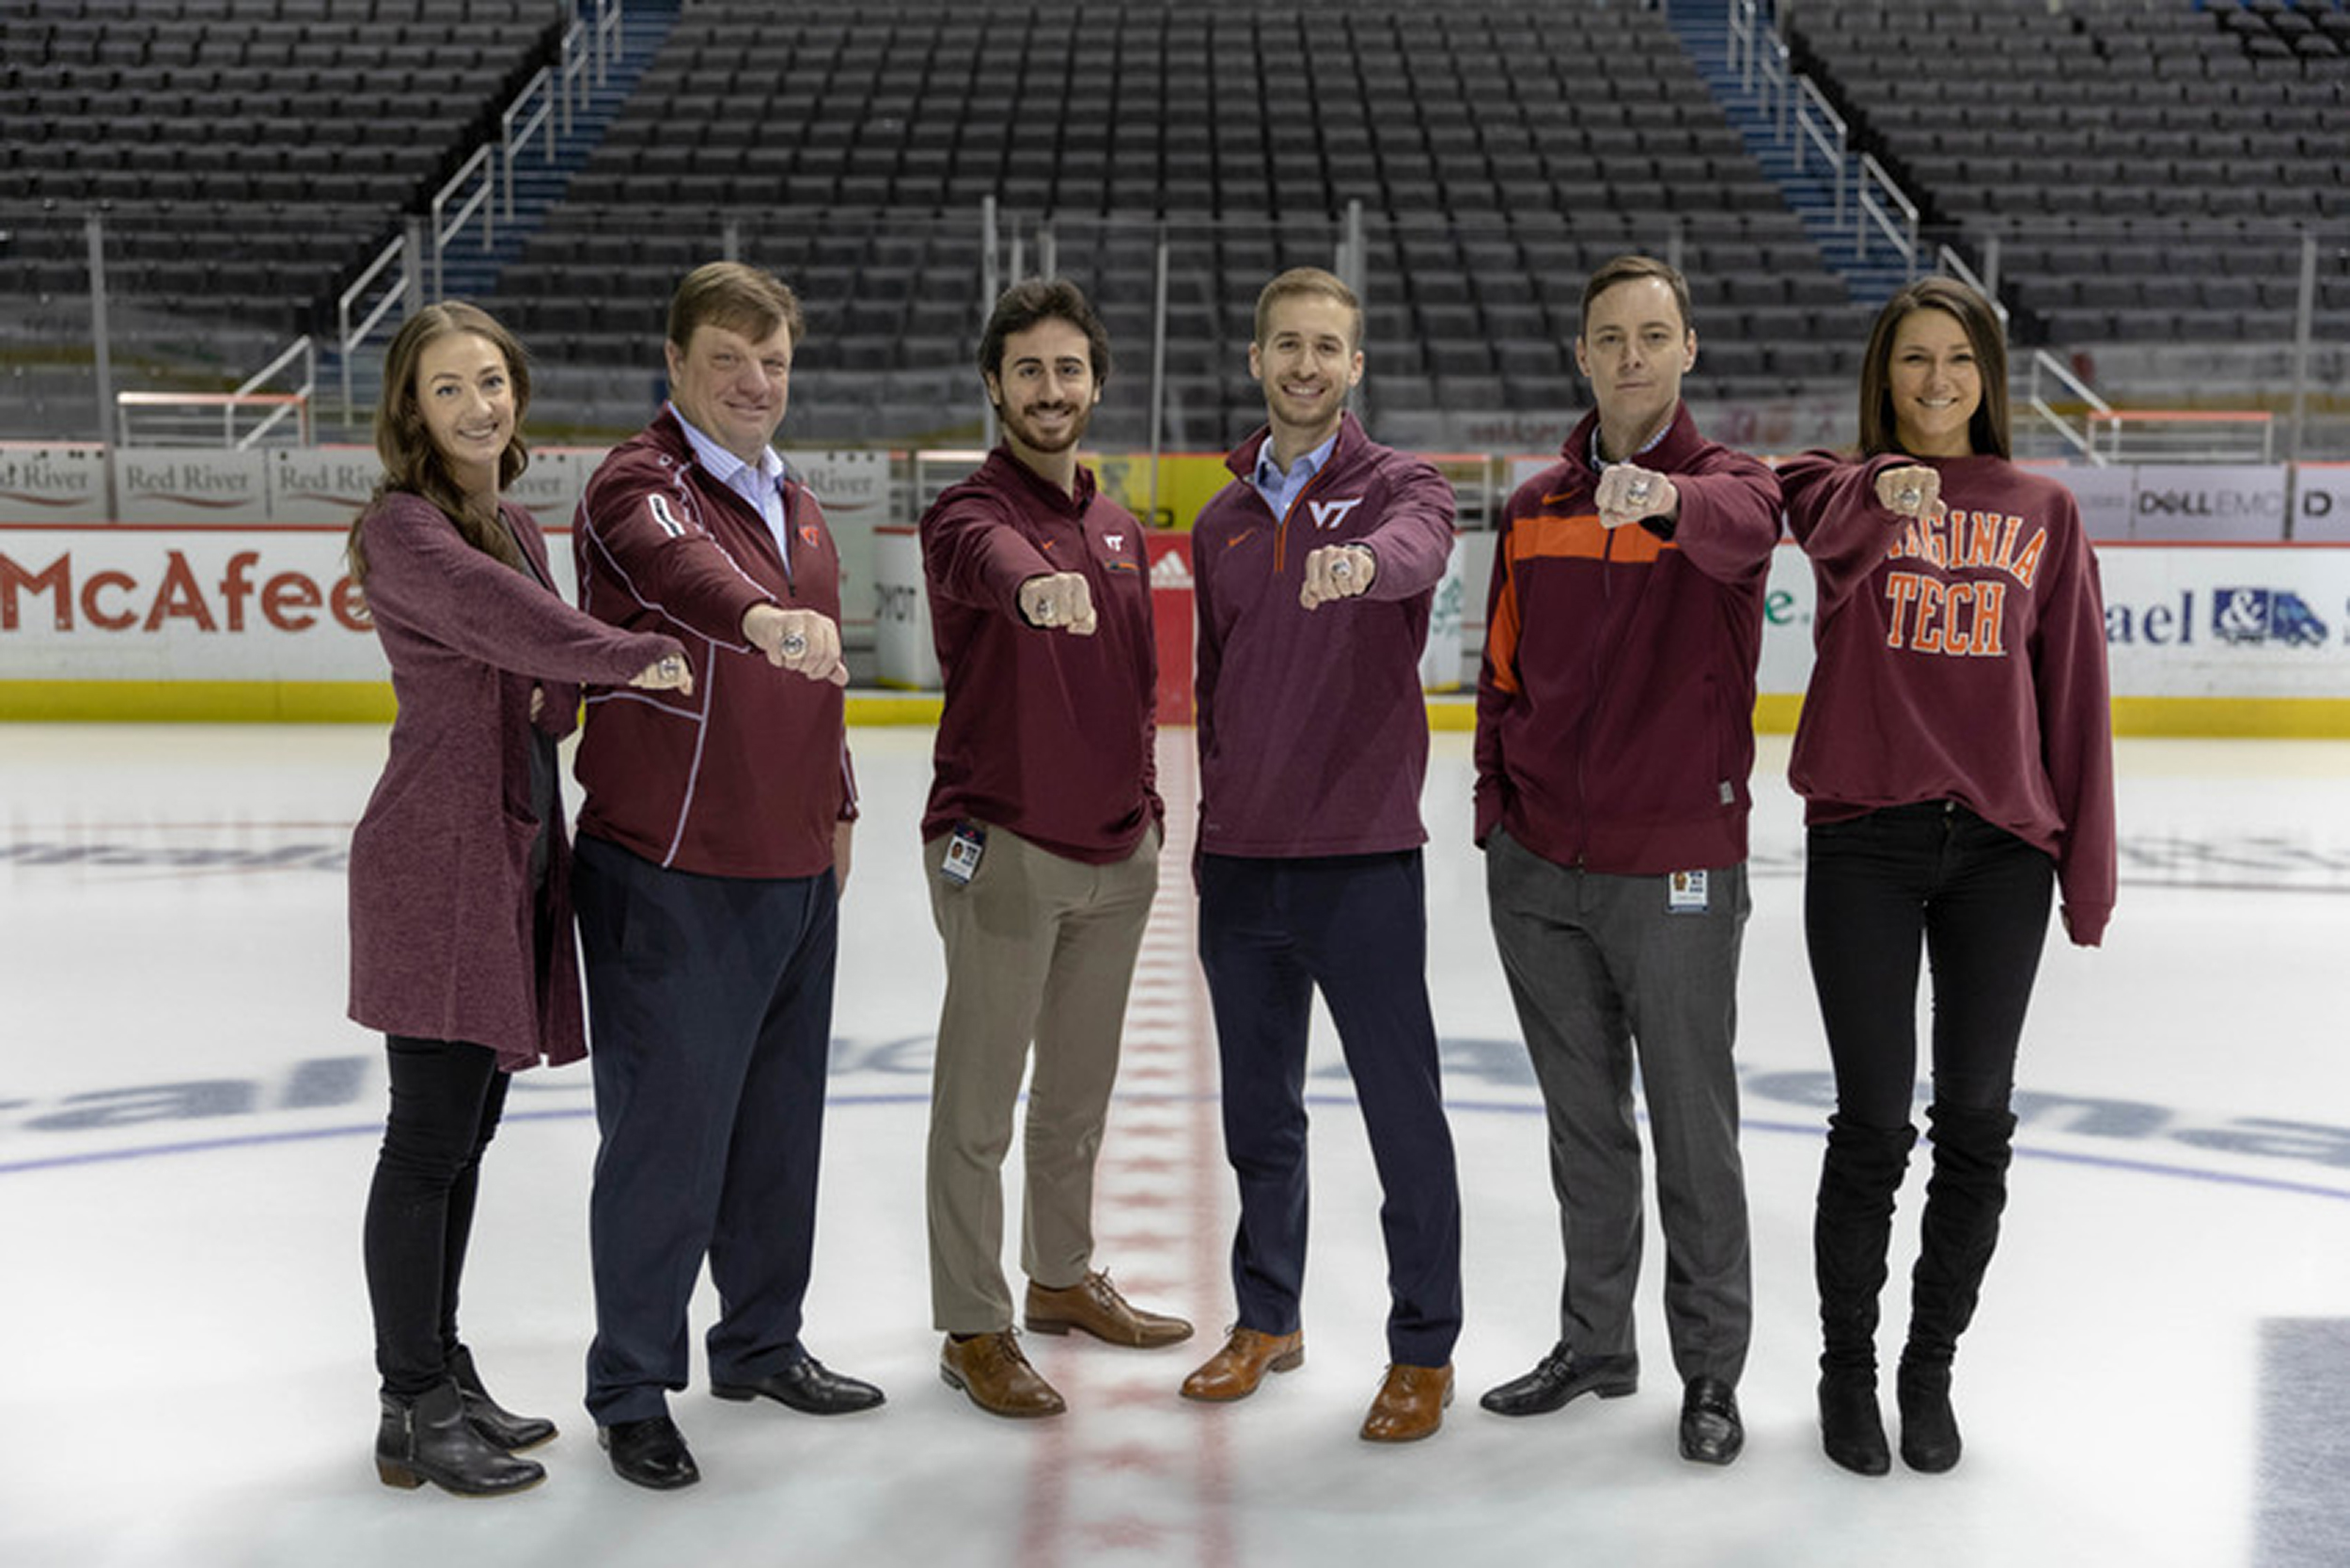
[1778,277,2115,1482]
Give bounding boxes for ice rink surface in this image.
[3,723,2346,1567]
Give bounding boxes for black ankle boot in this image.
[1819,1368,1891,1476]
[1898,1358,1961,1473]
[377,1381,547,1496]
[448,1344,557,1452]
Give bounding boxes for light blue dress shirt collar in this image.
[670,401,793,567]
[1252,429,1340,521]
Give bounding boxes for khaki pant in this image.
[924,821,1161,1334]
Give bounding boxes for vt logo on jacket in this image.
[1307,497,1364,529]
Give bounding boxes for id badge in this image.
[1667,869,1710,915]
[942,823,987,886]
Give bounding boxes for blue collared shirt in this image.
[1251,430,1340,522]
[670,402,793,572]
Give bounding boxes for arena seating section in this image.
[485,0,1853,443]
[4,0,2345,446]
[1792,0,2349,350]
[5,1,560,368]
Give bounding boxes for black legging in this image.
[363,1035,509,1397]
[1804,800,2055,1126]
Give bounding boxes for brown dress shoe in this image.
[1025,1271,1195,1349]
[1360,1362,1453,1443]
[939,1331,1066,1419]
[1179,1326,1305,1403]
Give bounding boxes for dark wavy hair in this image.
[347,301,530,584]
[1858,277,2011,461]
[978,277,1112,385]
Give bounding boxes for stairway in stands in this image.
[1664,0,1913,308]
[435,3,681,304]
[316,2,679,435]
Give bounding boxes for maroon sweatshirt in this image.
[1474,403,1783,874]
[919,447,1161,861]
[1779,449,2116,946]
[572,407,854,880]
[1193,412,1456,857]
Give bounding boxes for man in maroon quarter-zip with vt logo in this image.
[1180,266,1465,1447]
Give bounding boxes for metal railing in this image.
[337,235,414,422]
[430,145,496,301]
[500,64,561,224]
[1857,153,1919,279]
[2029,350,2117,465]
[2089,409,2276,465]
[1793,78,1849,226]
[588,0,621,87]
[1935,243,2009,330]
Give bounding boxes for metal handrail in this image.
[591,0,620,87]
[1730,0,1757,86]
[1935,243,2010,331]
[1856,153,1919,278]
[1762,34,1793,144]
[337,235,410,421]
[1794,77,1849,225]
[557,19,587,136]
[2028,349,2115,466]
[429,145,494,301]
[231,335,316,449]
[501,66,558,224]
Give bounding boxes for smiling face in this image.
[1249,292,1364,449]
[985,317,1100,463]
[413,332,516,499]
[1886,306,1982,459]
[1575,275,1696,452]
[666,318,792,463]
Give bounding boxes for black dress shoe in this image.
[600,1416,699,1490]
[711,1355,885,1417]
[1680,1376,1745,1466]
[1479,1341,1638,1417]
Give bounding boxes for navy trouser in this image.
[1197,850,1463,1368]
[573,834,838,1427]
[1804,800,2056,1123]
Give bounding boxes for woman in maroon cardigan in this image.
[347,303,687,1496]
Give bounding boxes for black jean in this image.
[362,1034,509,1397]
[1804,801,2055,1127]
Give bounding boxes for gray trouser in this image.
[1485,827,1753,1386]
[924,822,1160,1334]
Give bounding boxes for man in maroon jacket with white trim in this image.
[571,262,882,1491]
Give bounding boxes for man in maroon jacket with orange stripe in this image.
[1473,255,1782,1466]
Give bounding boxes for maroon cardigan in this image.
[347,492,681,1071]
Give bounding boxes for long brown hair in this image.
[1857,277,2011,461]
[346,301,532,583]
